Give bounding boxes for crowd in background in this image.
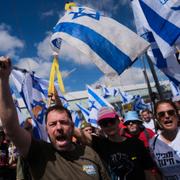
[0,57,180,180]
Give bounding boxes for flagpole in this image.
[145,52,164,100]
[141,56,155,111]
[13,66,34,74]
[142,69,154,109]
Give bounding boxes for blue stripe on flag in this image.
[171,6,180,11]
[144,31,167,69]
[74,114,81,127]
[31,75,44,93]
[54,22,132,75]
[88,87,108,107]
[88,118,97,124]
[143,31,179,85]
[76,104,89,116]
[173,85,180,96]
[139,0,180,46]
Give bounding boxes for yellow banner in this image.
[48,56,65,96]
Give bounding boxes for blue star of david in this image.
[89,100,98,111]
[113,89,118,96]
[104,88,109,94]
[69,7,100,20]
[120,92,128,103]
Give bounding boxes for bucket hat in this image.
[124,111,142,125]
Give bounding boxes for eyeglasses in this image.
[98,118,117,128]
[157,109,176,118]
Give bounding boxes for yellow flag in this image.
[48,55,65,95]
[65,2,76,11]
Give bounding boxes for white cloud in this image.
[17,58,39,69]
[0,23,24,57]
[0,23,11,31]
[16,57,74,80]
[62,68,77,78]
[76,0,128,17]
[15,57,51,78]
[91,67,153,88]
[36,34,54,61]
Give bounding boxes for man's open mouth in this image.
[56,135,66,141]
[164,120,173,125]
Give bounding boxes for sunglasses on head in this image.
[98,118,117,128]
[157,109,176,118]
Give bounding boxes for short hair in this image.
[45,105,72,124]
[154,100,178,116]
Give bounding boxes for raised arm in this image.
[0,56,31,157]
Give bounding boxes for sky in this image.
[0,0,167,92]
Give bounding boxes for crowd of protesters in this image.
[0,56,180,179]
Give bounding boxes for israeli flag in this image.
[87,85,113,126]
[51,5,150,76]
[87,85,113,109]
[11,69,48,140]
[136,0,180,58]
[133,95,149,111]
[76,103,90,122]
[34,76,69,108]
[119,90,134,104]
[101,85,120,98]
[131,0,180,85]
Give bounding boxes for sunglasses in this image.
[157,109,176,118]
[125,121,141,126]
[98,118,117,128]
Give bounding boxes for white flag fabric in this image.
[135,0,180,58]
[11,89,25,126]
[131,0,180,85]
[51,5,150,76]
[170,81,180,102]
